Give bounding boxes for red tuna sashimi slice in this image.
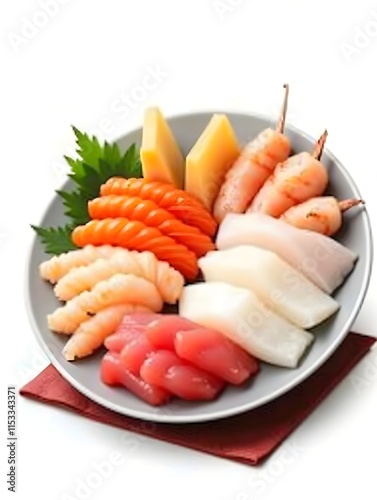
[120,335,156,375]
[104,329,140,352]
[174,328,260,385]
[140,350,224,401]
[118,312,162,331]
[105,313,161,352]
[146,315,200,350]
[100,352,170,406]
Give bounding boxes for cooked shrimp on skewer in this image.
[280,196,364,235]
[54,250,184,303]
[213,84,291,223]
[62,304,152,361]
[48,274,162,334]
[247,130,329,217]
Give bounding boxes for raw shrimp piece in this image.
[145,315,199,350]
[62,304,151,361]
[179,282,314,368]
[199,246,339,329]
[48,275,162,334]
[174,328,259,385]
[71,218,199,280]
[88,195,214,257]
[140,350,224,401]
[100,178,217,237]
[54,250,184,303]
[104,313,161,352]
[47,301,91,336]
[213,84,291,223]
[101,352,170,406]
[216,213,358,294]
[280,196,364,235]
[120,335,156,375]
[39,245,123,283]
[247,131,329,216]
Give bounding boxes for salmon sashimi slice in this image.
[101,352,170,406]
[72,218,199,280]
[174,328,260,385]
[140,350,224,401]
[100,178,217,237]
[88,195,215,257]
[145,315,200,350]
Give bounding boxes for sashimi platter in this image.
[27,85,372,422]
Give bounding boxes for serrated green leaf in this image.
[76,163,106,199]
[56,190,90,225]
[72,126,103,168]
[34,126,142,256]
[103,141,122,166]
[115,143,142,178]
[31,225,78,255]
[64,155,81,176]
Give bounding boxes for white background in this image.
[1,0,377,498]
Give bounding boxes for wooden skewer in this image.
[276,83,289,133]
[338,198,365,212]
[312,129,328,160]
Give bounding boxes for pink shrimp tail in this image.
[338,198,365,212]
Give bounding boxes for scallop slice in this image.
[216,213,357,293]
[179,282,313,368]
[199,245,339,329]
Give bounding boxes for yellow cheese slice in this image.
[185,114,240,210]
[140,107,185,188]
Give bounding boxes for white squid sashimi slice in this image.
[216,213,357,294]
[179,282,313,368]
[198,246,339,329]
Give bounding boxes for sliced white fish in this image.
[216,213,357,294]
[179,282,314,368]
[199,246,340,329]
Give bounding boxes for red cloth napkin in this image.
[20,332,375,465]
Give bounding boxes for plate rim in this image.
[24,110,374,423]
